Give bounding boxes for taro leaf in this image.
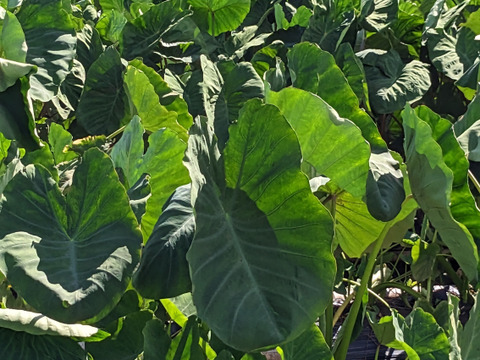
[361,0,398,32]
[53,59,85,120]
[165,316,207,360]
[455,95,480,161]
[0,58,34,92]
[411,240,440,282]
[188,0,250,36]
[77,46,130,135]
[402,104,478,281]
[302,0,355,54]
[86,310,152,360]
[0,79,38,151]
[201,56,264,148]
[100,0,124,12]
[378,308,450,359]
[127,173,151,223]
[48,123,77,165]
[216,351,235,360]
[332,191,384,258]
[0,329,87,360]
[280,324,333,360]
[184,100,335,351]
[366,151,405,222]
[426,30,463,81]
[265,87,370,200]
[0,148,142,323]
[123,65,188,140]
[133,184,195,299]
[1,10,27,62]
[288,42,405,221]
[287,42,385,150]
[129,59,193,131]
[143,318,171,360]
[0,308,109,341]
[16,0,76,102]
[334,43,369,106]
[76,23,104,72]
[415,106,480,250]
[357,49,431,114]
[96,10,127,44]
[110,116,189,240]
[121,1,189,60]
[461,292,480,359]
[264,57,287,92]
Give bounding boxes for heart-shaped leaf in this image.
[0,148,142,323]
[185,100,335,351]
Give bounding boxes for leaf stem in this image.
[333,220,394,360]
[468,170,480,195]
[106,125,126,140]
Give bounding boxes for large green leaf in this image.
[133,184,194,299]
[0,328,87,360]
[129,59,193,131]
[0,148,142,323]
[143,319,171,360]
[454,94,480,161]
[0,10,27,62]
[188,0,250,36]
[76,46,130,135]
[266,87,370,199]
[361,0,398,32]
[415,106,480,250]
[376,308,450,359]
[280,324,333,360]
[121,1,189,60]
[184,100,335,351]
[87,310,152,360]
[402,104,478,281]
[123,65,188,140]
[201,56,264,148]
[287,42,405,221]
[357,49,431,114]
[0,308,109,341]
[111,116,189,240]
[287,42,384,150]
[16,0,76,102]
[0,79,38,151]
[301,0,356,54]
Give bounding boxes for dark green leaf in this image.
[121,1,189,60]
[77,46,130,135]
[0,328,87,360]
[133,184,194,299]
[184,100,335,351]
[87,310,152,360]
[357,49,431,114]
[0,148,142,323]
[17,0,76,102]
[402,104,478,281]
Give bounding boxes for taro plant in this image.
[1,0,480,359]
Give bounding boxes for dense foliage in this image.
[1,0,480,359]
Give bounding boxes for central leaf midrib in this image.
[224,212,282,338]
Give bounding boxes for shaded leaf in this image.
[17,0,76,102]
[77,46,130,135]
[133,184,195,299]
